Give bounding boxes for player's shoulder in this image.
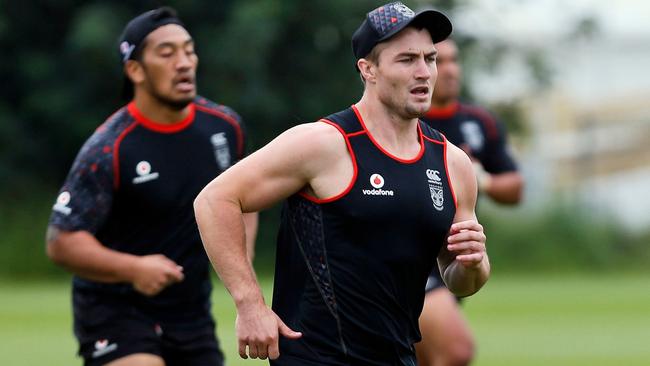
[285,120,343,144]
[193,95,243,125]
[85,105,134,149]
[458,102,496,124]
[445,139,476,190]
[268,121,346,164]
[458,101,501,139]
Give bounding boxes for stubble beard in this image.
[404,101,430,118]
[142,66,196,111]
[152,92,194,111]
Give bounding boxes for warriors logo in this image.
[211,132,231,170]
[426,169,444,211]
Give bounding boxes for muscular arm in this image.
[194,122,348,359]
[46,226,184,296]
[243,212,259,262]
[438,142,490,297]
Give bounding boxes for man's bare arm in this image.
[438,142,490,297]
[46,226,184,296]
[194,122,348,359]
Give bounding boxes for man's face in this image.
[372,27,437,119]
[431,39,460,104]
[137,24,198,109]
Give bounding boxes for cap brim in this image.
[378,9,452,44]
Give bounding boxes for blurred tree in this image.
[1,1,647,279]
[0,0,463,276]
[0,0,463,194]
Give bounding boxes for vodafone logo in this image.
[53,191,72,215]
[57,191,71,205]
[95,339,108,350]
[136,161,151,175]
[363,173,394,197]
[133,161,159,184]
[370,173,385,189]
[92,338,118,358]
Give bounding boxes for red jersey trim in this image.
[127,102,195,133]
[422,127,446,145]
[298,119,358,204]
[442,136,458,209]
[424,101,460,120]
[112,122,139,190]
[195,104,245,158]
[351,105,424,164]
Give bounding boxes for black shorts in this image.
[73,289,224,366]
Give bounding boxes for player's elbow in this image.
[45,226,62,264]
[494,173,524,205]
[509,174,524,204]
[193,183,224,227]
[193,189,208,218]
[46,237,67,266]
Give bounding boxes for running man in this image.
[46,7,256,366]
[194,2,489,365]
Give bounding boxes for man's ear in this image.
[357,58,376,84]
[124,59,145,85]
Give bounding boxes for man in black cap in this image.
[46,7,257,366]
[194,2,490,365]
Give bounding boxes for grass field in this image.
[1,273,649,366]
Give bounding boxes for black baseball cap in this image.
[352,2,452,61]
[118,7,185,99]
[118,6,184,63]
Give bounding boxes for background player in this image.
[46,7,256,366]
[416,38,524,366]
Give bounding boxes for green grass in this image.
[1,274,649,366]
[464,273,650,365]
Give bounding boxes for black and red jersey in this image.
[422,101,518,174]
[271,106,456,365]
[49,96,246,322]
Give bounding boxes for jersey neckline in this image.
[351,104,425,164]
[423,101,459,120]
[127,102,195,133]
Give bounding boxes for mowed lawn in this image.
[1,274,648,366]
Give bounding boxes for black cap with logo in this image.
[118,6,184,63]
[352,2,452,61]
[118,7,185,99]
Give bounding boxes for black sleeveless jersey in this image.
[48,96,246,322]
[421,101,517,174]
[272,106,456,365]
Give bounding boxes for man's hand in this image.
[236,302,302,360]
[130,254,184,296]
[446,220,487,268]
